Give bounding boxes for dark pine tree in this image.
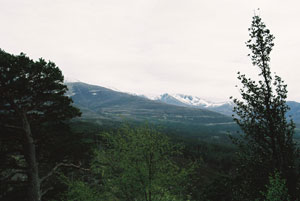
[231,14,299,200]
[0,49,81,201]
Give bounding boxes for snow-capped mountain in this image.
[64,80,300,123]
[149,93,234,116]
[172,94,232,108]
[148,93,300,122]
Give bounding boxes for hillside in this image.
[66,82,239,138]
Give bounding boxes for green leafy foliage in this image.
[90,125,192,201]
[61,125,198,201]
[261,171,290,201]
[63,181,100,201]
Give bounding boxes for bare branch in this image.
[40,162,90,184]
[1,124,23,130]
[41,187,54,198]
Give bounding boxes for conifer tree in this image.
[231,14,298,200]
[0,49,81,201]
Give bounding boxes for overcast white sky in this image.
[1,0,300,101]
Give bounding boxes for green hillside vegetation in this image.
[67,82,239,139]
[67,82,231,124]
[68,82,300,141]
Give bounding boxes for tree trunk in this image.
[22,112,41,201]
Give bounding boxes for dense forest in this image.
[1,15,300,201]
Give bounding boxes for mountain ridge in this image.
[64,81,300,139]
[65,82,239,138]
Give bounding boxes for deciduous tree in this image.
[92,125,190,201]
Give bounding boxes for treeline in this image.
[1,14,300,201]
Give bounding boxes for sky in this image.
[1,0,300,102]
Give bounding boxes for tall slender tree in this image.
[231,14,299,200]
[0,49,81,201]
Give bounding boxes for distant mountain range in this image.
[65,82,239,138]
[150,93,300,123]
[65,82,300,138]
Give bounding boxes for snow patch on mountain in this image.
[149,93,232,108]
[172,94,227,108]
[143,93,235,116]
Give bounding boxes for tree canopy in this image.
[91,125,191,201]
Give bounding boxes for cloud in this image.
[1,0,300,101]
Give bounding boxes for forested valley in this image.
[1,15,300,201]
